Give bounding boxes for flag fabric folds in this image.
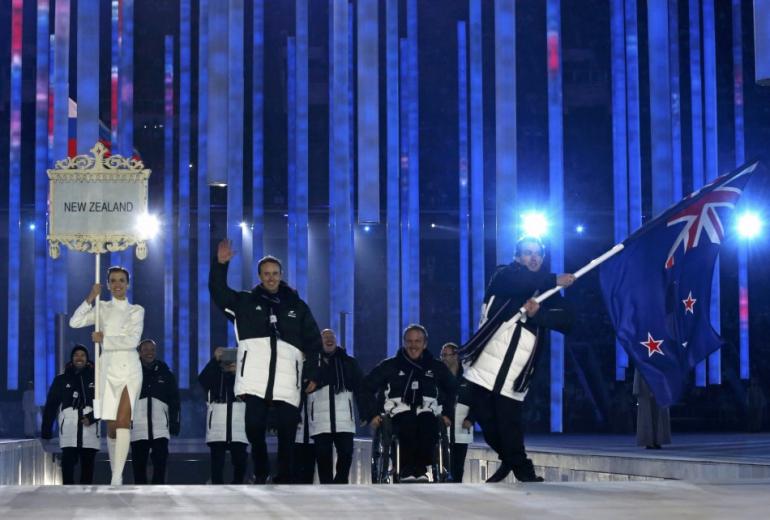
[599,161,760,407]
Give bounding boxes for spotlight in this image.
[239,221,248,230]
[737,212,763,239]
[29,223,36,231]
[363,225,371,232]
[135,212,161,239]
[575,224,585,234]
[431,223,436,229]
[521,212,549,238]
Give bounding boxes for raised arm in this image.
[208,239,240,315]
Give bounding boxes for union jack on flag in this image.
[600,161,760,407]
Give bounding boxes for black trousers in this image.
[61,447,97,485]
[244,395,299,484]
[392,411,437,477]
[313,432,354,484]
[292,442,316,484]
[449,443,468,483]
[468,382,537,481]
[208,441,248,484]
[131,437,169,484]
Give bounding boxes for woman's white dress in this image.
[69,298,144,420]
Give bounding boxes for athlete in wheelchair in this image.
[363,324,457,483]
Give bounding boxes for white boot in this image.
[111,428,130,485]
[107,436,116,473]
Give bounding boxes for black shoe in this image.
[486,463,511,483]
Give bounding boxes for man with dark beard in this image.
[42,345,100,484]
[363,325,457,482]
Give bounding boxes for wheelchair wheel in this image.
[370,415,395,484]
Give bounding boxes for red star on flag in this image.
[640,333,665,357]
[682,291,697,314]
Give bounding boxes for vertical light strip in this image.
[118,0,134,297]
[76,0,100,154]
[111,0,119,147]
[610,0,629,381]
[625,0,642,234]
[399,37,410,330]
[406,0,420,325]
[52,0,70,325]
[733,0,748,379]
[252,0,265,279]
[330,0,352,340]
[7,0,23,390]
[164,35,175,370]
[34,0,50,403]
[287,37,298,285]
[688,0,706,386]
[227,0,244,347]
[47,34,56,395]
[385,0,400,355]
[295,0,309,297]
[197,0,211,373]
[668,0,682,203]
[457,21,470,343]
[177,0,191,388]
[346,3,355,354]
[357,0,380,224]
[703,0,720,384]
[118,0,134,158]
[207,1,228,186]
[547,0,564,434]
[109,0,122,271]
[494,0,515,267]
[646,1,674,215]
[470,0,485,327]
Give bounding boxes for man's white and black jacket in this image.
[307,347,365,436]
[462,262,574,401]
[362,349,458,421]
[131,360,180,441]
[209,261,323,408]
[198,358,247,444]
[41,364,100,450]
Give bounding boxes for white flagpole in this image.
[94,253,102,419]
[508,243,626,325]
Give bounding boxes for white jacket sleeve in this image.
[69,300,96,328]
[106,305,145,351]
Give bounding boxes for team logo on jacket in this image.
[256,305,262,311]
[398,370,406,376]
[288,310,297,318]
[65,384,71,388]
[425,370,434,378]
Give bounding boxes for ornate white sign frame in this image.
[47,142,152,259]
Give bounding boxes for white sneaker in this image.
[400,475,417,482]
[415,473,430,483]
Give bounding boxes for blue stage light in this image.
[575,224,585,234]
[521,211,549,238]
[737,212,762,239]
[29,223,36,231]
[363,225,371,232]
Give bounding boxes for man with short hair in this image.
[209,240,322,484]
[363,325,457,482]
[461,236,575,483]
[130,339,180,484]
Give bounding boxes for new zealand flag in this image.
[599,161,760,407]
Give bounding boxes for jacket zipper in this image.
[310,401,314,421]
[348,398,353,420]
[240,350,248,377]
[208,410,213,429]
[295,360,300,389]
